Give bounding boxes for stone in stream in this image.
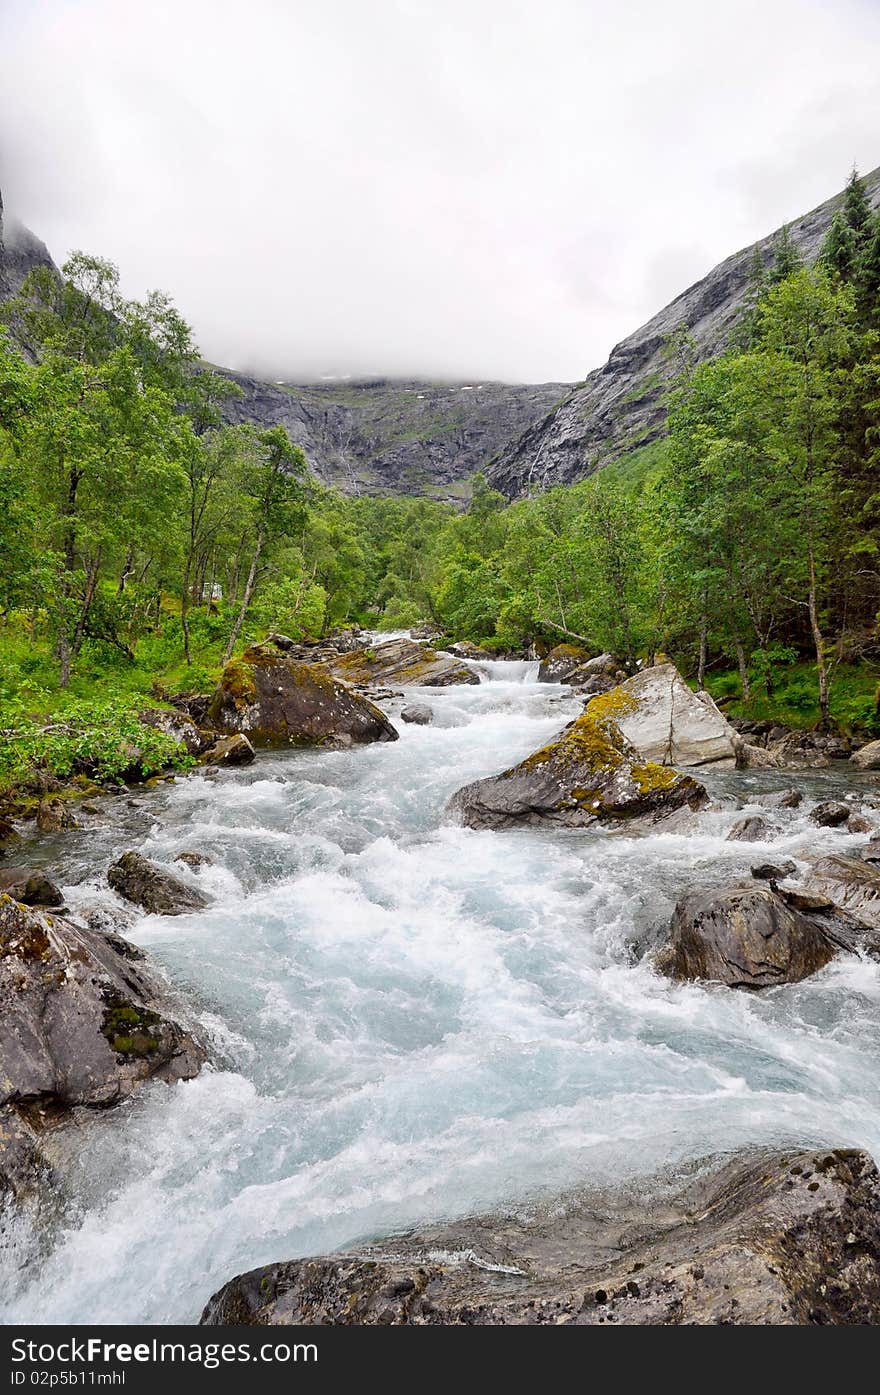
[0,867,64,907]
[610,663,738,768]
[536,643,595,683]
[851,738,880,771]
[204,733,256,766]
[805,853,880,929]
[656,881,880,989]
[447,688,707,831]
[810,800,853,828]
[862,838,880,864]
[108,851,210,916]
[329,638,478,688]
[207,646,399,748]
[751,859,798,880]
[752,788,803,810]
[200,1148,880,1325]
[400,704,433,726]
[0,895,206,1196]
[847,812,876,835]
[726,815,773,842]
[138,707,208,756]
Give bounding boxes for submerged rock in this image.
[656,882,879,989]
[201,1148,880,1325]
[806,854,880,929]
[613,663,737,768]
[400,704,433,726]
[329,638,478,688]
[207,646,399,748]
[447,688,706,831]
[108,851,210,916]
[726,815,773,843]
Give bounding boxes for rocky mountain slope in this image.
[218,371,568,498]
[0,190,57,299]
[487,165,880,498]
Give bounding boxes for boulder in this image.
[753,788,803,810]
[201,1148,880,1326]
[656,882,879,989]
[537,644,595,683]
[734,740,782,770]
[0,868,64,907]
[108,851,210,915]
[175,851,212,869]
[806,854,880,929]
[810,801,852,828]
[767,732,830,769]
[0,896,205,1113]
[751,859,797,880]
[207,647,399,748]
[138,707,207,756]
[851,739,880,771]
[862,839,880,864]
[611,663,738,768]
[36,800,77,833]
[447,689,706,831]
[204,733,256,766]
[727,816,773,843]
[329,638,478,688]
[400,704,433,726]
[847,813,876,835]
[445,641,483,658]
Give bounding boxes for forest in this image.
[1,167,880,799]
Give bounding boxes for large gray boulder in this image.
[0,895,205,1109]
[656,882,880,989]
[613,663,738,768]
[806,854,880,929]
[851,739,880,771]
[537,644,595,683]
[448,689,706,831]
[207,646,399,748]
[329,638,479,688]
[201,1148,880,1325]
[108,851,210,915]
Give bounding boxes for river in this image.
[2,652,879,1322]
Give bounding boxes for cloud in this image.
[1,0,878,382]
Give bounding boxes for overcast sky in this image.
[1,0,879,383]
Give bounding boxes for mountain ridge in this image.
[485,165,880,497]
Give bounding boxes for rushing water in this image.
[2,651,880,1323]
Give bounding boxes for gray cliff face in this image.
[218,374,568,499]
[487,165,880,498]
[0,190,57,300]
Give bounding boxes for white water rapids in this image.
[2,651,880,1323]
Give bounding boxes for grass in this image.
[703,659,880,735]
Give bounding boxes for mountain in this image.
[218,372,568,499]
[487,165,880,498]
[0,190,57,299]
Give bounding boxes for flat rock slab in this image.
[329,639,479,688]
[201,1148,880,1325]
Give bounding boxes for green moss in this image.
[520,687,638,776]
[102,999,162,1058]
[631,762,680,794]
[220,659,257,707]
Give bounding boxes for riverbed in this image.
[2,655,879,1323]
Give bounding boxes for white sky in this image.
[1,0,879,383]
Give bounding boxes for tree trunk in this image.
[71,552,102,659]
[734,634,751,703]
[117,549,134,596]
[808,544,829,727]
[222,533,263,665]
[697,597,707,689]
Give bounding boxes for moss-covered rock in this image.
[207,647,399,748]
[447,688,706,830]
[330,638,479,688]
